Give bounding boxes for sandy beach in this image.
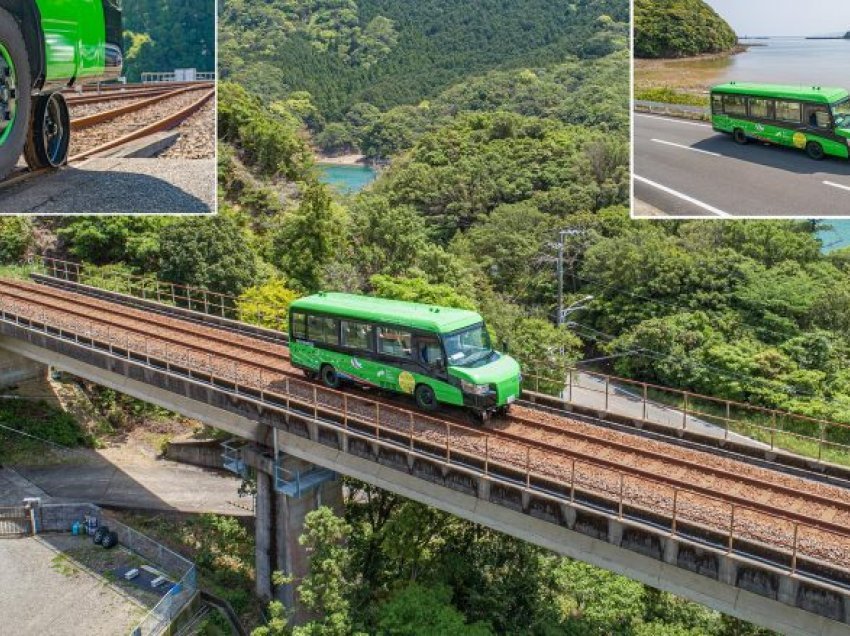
[315,153,368,166]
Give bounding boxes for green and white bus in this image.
[289,293,522,419]
[711,83,850,160]
[0,0,123,178]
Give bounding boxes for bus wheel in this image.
[733,129,748,145]
[0,10,32,181]
[24,92,70,169]
[414,384,437,411]
[805,141,825,161]
[320,364,340,389]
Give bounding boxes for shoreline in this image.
[634,44,753,96]
[315,153,369,167]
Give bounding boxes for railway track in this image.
[0,84,215,194]
[1,276,850,576]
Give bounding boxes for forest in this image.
[2,0,847,632]
[634,0,738,58]
[121,0,216,81]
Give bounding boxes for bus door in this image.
[415,334,447,380]
[804,104,832,134]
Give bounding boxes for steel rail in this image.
[1,300,849,585]
[1,286,849,543]
[14,273,850,517]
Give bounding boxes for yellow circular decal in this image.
[792,132,807,149]
[398,371,416,394]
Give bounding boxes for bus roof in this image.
[711,83,849,104]
[290,293,483,333]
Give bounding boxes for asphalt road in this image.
[634,113,850,217]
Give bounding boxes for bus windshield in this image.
[443,323,493,367]
[833,99,850,127]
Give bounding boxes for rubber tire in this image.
[733,129,748,145]
[0,9,32,181]
[320,364,340,389]
[806,141,825,161]
[24,92,70,169]
[93,525,110,545]
[414,384,438,411]
[101,530,118,549]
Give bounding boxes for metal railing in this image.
[0,505,30,535]
[524,369,850,467]
[634,100,710,121]
[2,300,850,588]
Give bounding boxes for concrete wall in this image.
[165,439,225,470]
[0,348,45,388]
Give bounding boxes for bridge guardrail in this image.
[634,100,711,121]
[1,299,849,595]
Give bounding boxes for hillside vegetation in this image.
[220,0,629,117]
[634,0,737,58]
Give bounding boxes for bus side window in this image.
[377,328,413,359]
[723,95,747,117]
[711,95,723,114]
[417,336,444,369]
[776,101,801,124]
[307,315,339,345]
[748,98,774,120]
[341,321,373,352]
[292,312,307,339]
[805,105,831,129]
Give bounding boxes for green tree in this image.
[272,185,349,292]
[0,218,34,264]
[376,583,492,635]
[237,280,301,331]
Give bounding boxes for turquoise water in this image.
[318,164,377,194]
[819,220,850,252]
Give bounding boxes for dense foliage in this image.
[220,0,628,118]
[634,0,738,58]
[122,0,215,81]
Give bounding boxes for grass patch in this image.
[51,553,80,577]
[0,399,93,464]
[635,87,709,107]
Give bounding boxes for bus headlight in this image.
[461,380,490,395]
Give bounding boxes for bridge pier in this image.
[248,447,343,625]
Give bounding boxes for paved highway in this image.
[634,113,850,217]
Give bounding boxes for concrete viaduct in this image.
[0,276,849,636]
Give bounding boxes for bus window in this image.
[776,101,802,124]
[805,105,831,129]
[308,315,339,345]
[417,335,444,369]
[377,328,413,359]
[723,95,747,117]
[341,321,373,351]
[292,312,307,339]
[712,95,723,114]
[748,98,774,120]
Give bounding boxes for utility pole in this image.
[556,229,585,326]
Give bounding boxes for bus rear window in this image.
[292,312,307,339]
[776,101,801,123]
[711,95,723,114]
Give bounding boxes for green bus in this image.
[0,0,123,178]
[711,83,850,160]
[289,293,522,419]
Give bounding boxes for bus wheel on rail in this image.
[320,364,340,389]
[414,384,437,411]
[805,141,825,161]
[0,9,32,181]
[732,129,748,145]
[24,92,70,170]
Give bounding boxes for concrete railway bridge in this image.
[1,264,850,635]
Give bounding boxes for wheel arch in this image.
[0,0,46,91]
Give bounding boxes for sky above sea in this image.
[707,0,850,37]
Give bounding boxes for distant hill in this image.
[634,0,737,58]
[219,0,629,118]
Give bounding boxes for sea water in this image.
[318,164,378,194]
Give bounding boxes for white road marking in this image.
[824,181,850,193]
[651,138,721,156]
[634,113,712,128]
[633,175,733,218]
